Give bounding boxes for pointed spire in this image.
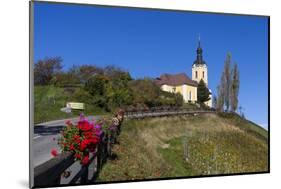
[193,35,206,65]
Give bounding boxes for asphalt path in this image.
[33,116,99,167]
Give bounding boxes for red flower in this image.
[58,114,107,165]
[74,153,81,160]
[73,135,81,144]
[81,155,90,165]
[69,144,75,151]
[80,139,90,151]
[74,138,81,144]
[89,136,100,144]
[51,149,58,157]
[78,120,92,131]
[83,131,94,139]
[73,135,80,143]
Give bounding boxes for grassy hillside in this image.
[97,113,268,181]
[34,86,107,123]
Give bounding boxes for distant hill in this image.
[98,113,268,181]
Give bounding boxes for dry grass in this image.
[97,113,268,182]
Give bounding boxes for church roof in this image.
[154,73,198,87]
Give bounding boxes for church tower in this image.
[192,37,208,86]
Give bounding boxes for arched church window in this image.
[195,71,198,78]
[203,71,205,78]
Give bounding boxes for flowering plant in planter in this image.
[57,114,102,165]
[51,110,124,165]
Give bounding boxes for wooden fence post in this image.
[107,134,112,158]
[96,141,102,172]
[80,165,89,184]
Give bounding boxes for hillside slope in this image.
[34,86,107,123]
[97,113,268,181]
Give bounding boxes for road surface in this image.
[33,116,99,167]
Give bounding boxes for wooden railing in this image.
[124,106,215,119]
[34,126,120,187]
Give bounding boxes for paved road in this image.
[33,116,99,167]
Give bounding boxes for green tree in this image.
[129,78,161,106]
[84,75,108,96]
[217,87,224,112]
[197,79,210,104]
[128,78,183,107]
[230,63,240,112]
[217,73,225,112]
[223,53,231,111]
[52,66,80,87]
[78,65,103,83]
[217,53,240,112]
[108,88,134,108]
[173,92,184,106]
[104,66,132,91]
[102,66,133,109]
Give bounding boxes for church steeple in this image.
[192,36,208,86]
[193,36,206,65]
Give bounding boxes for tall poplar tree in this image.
[223,53,231,112]
[217,74,225,112]
[217,53,240,113]
[230,63,240,112]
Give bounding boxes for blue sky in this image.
[34,2,269,128]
